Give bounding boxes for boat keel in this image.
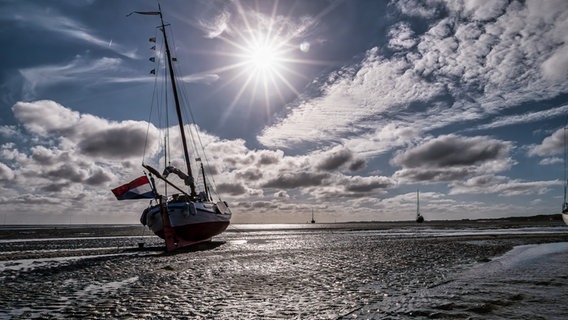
[163,225,212,251]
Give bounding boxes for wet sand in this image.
[1,221,567,319]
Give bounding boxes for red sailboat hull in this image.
[155,220,230,242]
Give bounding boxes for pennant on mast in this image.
[126,11,160,17]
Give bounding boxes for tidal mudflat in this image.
[1,221,567,319]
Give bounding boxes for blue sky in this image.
[1,0,567,224]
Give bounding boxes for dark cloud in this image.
[216,182,247,196]
[2,0,566,223]
[392,135,510,169]
[348,158,366,171]
[394,167,472,182]
[84,168,113,186]
[316,148,353,171]
[203,163,219,175]
[256,151,281,166]
[46,163,85,183]
[78,127,151,159]
[344,176,394,192]
[236,168,263,181]
[12,101,159,161]
[41,182,72,193]
[262,172,330,189]
[223,154,254,167]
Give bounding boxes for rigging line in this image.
[175,73,221,197]
[162,26,199,195]
[179,72,222,199]
[159,35,173,196]
[143,28,161,167]
[168,28,222,198]
[562,117,568,206]
[227,224,248,235]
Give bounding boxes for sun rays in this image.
[243,33,283,74]
[189,0,324,123]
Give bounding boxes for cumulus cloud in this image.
[216,182,247,196]
[1,0,565,222]
[342,175,395,193]
[392,134,511,168]
[392,134,513,183]
[12,100,159,160]
[315,146,353,171]
[13,100,80,136]
[541,45,568,81]
[4,99,404,221]
[528,127,564,157]
[0,100,165,206]
[262,171,330,189]
[394,167,472,182]
[388,22,417,50]
[449,175,559,196]
[0,162,15,181]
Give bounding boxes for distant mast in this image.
[416,189,424,223]
[311,209,315,224]
[562,125,568,225]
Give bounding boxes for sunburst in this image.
[179,0,332,123]
[243,34,283,75]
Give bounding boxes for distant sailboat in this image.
[311,209,316,224]
[416,190,424,223]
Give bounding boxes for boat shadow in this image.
[162,240,226,255]
[130,240,226,255]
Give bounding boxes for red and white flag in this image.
[112,176,155,200]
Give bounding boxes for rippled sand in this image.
[1,222,567,319]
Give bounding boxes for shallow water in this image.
[349,242,568,319]
[0,224,567,319]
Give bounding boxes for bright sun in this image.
[201,2,316,117]
[243,36,283,76]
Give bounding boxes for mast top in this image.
[128,6,197,196]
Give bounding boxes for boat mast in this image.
[416,189,420,217]
[562,126,568,212]
[157,5,197,197]
[200,162,210,201]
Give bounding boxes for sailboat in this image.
[311,209,316,224]
[416,189,424,223]
[115,7,232,251]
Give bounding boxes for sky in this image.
[1,0,568,225]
